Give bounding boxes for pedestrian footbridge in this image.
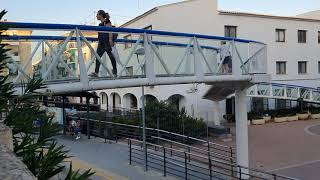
[2,22,269,97]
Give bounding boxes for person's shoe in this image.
[76,135,80,140]
[112,69,117,77]
[89,72,98,77]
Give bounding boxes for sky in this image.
[1,0,320,26]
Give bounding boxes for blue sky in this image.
[2,0,320,26]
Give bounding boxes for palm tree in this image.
[0,10,94,180]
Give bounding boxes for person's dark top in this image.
[98,19,111,47]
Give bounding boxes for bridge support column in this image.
[235,89,249,178]
[212,101,222,126]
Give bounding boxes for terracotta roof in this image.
[219,10,320,22]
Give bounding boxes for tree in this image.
[0,10,94,180]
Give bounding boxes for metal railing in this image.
[128,139,298,180]
[71,116,235,164]
[1,22,268,95]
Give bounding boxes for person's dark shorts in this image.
[223,56,232,65]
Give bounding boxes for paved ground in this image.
[57,119,320,180]
[56,136,177,180]
[219,119,320,179]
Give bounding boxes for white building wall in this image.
[97,0,320,125]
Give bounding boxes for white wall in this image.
[96,0,320,125]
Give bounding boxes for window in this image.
[143,25,152,30]
[298,61,307,74]
[276,99,291,109]
[276,61,286,74]
[298,30,307,43]
[224,26,237,38]
[13,51,19,56]
[143,25,153,41]
[318,31,320,43]
[126,66,133,76]
[319,62,320,73]
[276,29,285,42]
[124,34,132,49]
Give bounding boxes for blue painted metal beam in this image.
[0,21,265,45]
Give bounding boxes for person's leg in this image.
[106,48,117,76]
[95,46,104,75]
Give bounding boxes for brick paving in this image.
[218,119,320,179]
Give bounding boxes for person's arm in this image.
[104,22,114,46]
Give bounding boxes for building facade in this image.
[94,0,320,125]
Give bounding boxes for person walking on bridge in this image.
[90,10,117,77]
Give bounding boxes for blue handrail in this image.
[0,21,265,45]
[2,35,219,50]
[258,82,320,91]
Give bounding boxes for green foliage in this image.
[0,10,94,179]
[112,100,207,139]
[65,163,95,180]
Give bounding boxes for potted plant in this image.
[310,108,320,119]
[263,114,272,123]
[274,113,287,123]
[250,113,265,125]
[287,112,299,121]
[297,98,309,120]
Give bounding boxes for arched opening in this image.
[110,92,121,112]
[167,94,186,110]
[141,94,158,106]
[93,92,98,104]
[123,93,138,110]
[99,92,108,110]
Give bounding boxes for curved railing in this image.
[248,83,320,103]
[1,22,267,93]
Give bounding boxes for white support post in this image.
[119,36,143,76]
[41,42,47,78]
[101,53,108,77]
[14,41,42,83]
[78,31,113,77]
[45,41,74,77]
[185,48,192,74]
[232,41,241,76]
[144,33,155,82]
[86,56,95,72]
[194,38,214,74]
[212,101,222,126]
[234,45,248,74]
[193,37,204,80]
[284,87,288,98]
[76,29,89,88]
[174,38,194,75]
[42,31,74,80]
[10,59,31,81]
[150,42,171,75]
[235,89,249,179]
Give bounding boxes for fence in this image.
[70,116,235,165]
[128,139,298,180]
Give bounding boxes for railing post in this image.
[86,97,90,139]
[104,123,107,143]
[230,147,234,177]
[145,143,148,171]
[184,152,188,180]
[129,139,132,165]
[273,174,277,180]
[209,157,212,180]
[163,146,166,177]
[188,146,191,162]
[238,165,242,180]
